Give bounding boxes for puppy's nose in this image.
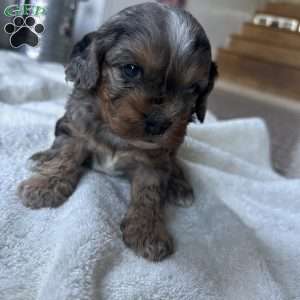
[144,118,172,135]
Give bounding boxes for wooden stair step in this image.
[228,35,300,69]
[264,2,300,20]
[255,8,300,21]
[216,48,300,100]
[241,22,300,50]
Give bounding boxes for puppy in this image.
[18,2,217,261]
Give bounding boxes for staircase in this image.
[256,2,300,19]
[216,2,300,100]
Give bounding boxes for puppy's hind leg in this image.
[18,136,89,209]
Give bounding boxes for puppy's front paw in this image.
[121,213,173,261]
[167,177,194,207]
[17,175,73,209]
[26,150,57,171]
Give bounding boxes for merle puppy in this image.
[18,2,217,261]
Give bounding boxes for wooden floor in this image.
[216,2,300,100]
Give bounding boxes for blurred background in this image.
[0,0,299,177]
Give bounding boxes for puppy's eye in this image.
[122,64,143,79]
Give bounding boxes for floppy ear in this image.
[65,32,100,89]
[65,24,121,90]
[195,61,218,123]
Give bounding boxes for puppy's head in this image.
[66,2,217,149]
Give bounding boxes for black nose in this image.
[144,118,172,135]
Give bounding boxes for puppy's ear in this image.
[65,32,100,89]
[195,61,218,123]
[65,27,119,90]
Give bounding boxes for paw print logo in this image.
[4,16,44,48]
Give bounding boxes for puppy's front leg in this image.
[121,166,173,261]
[18,136,89,209]
[167,160,194,207]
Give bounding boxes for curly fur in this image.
[18,2,217,261]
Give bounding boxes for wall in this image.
[101,0,268,55]
[103,0,152,19]
[187,0,267,55]
[269,0,300,2]
[73,0,107,42]
[74,0,150,42]
[74,0,270,54]
[75,0,300,49]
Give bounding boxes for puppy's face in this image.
[66,3,217,149]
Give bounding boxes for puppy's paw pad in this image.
[143,236,173,261]
[17,176,72,209]
[121,217,174,261]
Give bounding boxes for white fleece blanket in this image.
[0,51,300,300]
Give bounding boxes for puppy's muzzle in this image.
[144,111,172,136]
